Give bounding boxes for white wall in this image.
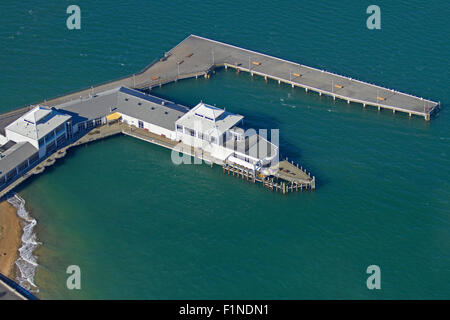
[118,114,271,166]
[5,129,39,149]
[0,134,8,145]
[120,114,177,140]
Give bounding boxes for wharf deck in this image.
[0,35,438,126]
[276,160,313,186]
[172,35,438,119]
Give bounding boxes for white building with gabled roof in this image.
[175,102,243,155]
[175,102,278,173]
[5,105,71,158]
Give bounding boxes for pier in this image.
[0,121,312,198]
[223,159,315,194]
[0,34,441,198]
[17,34,439,121]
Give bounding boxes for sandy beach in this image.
[0,200,21,278]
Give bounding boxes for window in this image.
[6,169,17,181]
[57,134,66,146]
[210,136,216,144]
[55,124,65,135]
[78,122,85,131]
[176,125,183,133]
[38,138,44,147]
[45,131,55,142]
[198,132,204,140]
[86,120,94,129]
[138,120,144,129]
[18,160,28,172]
[29,153,39,164]
[185,128,195,137]
[47,141,56,153]
[95,118,102,126]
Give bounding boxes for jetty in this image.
[0,35,440,198]
[2,35,439,123]
[10,34,437,121]
[0,85,314,198]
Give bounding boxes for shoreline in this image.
[6,194,40,291]
[0,200,21,278]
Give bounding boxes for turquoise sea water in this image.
[1,1,449,299]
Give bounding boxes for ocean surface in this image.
[0,1,449,299]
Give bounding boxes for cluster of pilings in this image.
[261,176,312,194]
[223,163,258,183]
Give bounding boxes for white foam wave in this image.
[7,194,40,292]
